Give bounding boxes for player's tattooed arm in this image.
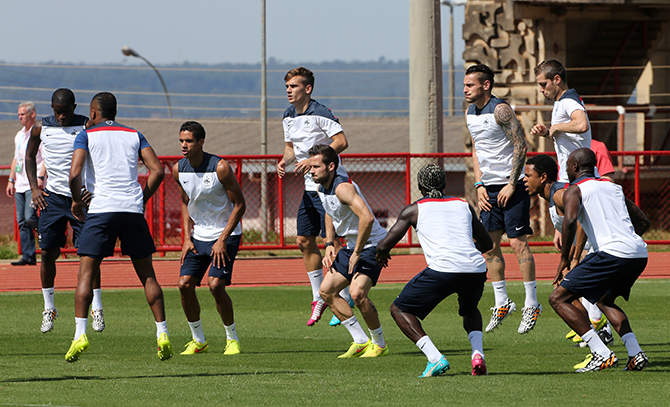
[495,103,527,184]
[494,103,527,207]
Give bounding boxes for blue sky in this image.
[2,0,465,66]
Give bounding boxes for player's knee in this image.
[509,238,530,255]
[296,236,317,252]
[548,290,564,310]
[177,277,196,293]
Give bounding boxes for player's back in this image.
[75,121,146,214]
[573,177,647,259]
[415,196,487,273]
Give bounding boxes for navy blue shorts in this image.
[560,251,647,303]
[180,235,242,286]
[331,246,383,286]
[479,182,533,238]
[296,190,326,238]
[77,212,156,259]
[38,191,85,250]
[394,268,487,320]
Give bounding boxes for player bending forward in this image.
[376,164,493,377]
[309,145,389,358]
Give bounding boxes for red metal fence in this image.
[4,150,670,255]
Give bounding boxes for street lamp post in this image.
[121,46,173,118]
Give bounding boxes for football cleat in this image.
[575,351,617,372]
[623,351,649,371]
[485,299,516,332]
[518,304,542,334]
[472,354,487,376]
[223,339,241,355]
[41,308,58,333]
[307,300,327,326]
[337,340,371,358]
[565,329,577,340]
[592,315,608,332]
[157,333,173,361]
[180,339,208,355]
[419,355,450,377]
[573,353,593,370]
[65,334,89,363]
[91,309,105,332]
[360,343,388,358]
[597,327,614,346]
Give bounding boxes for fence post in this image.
[405,154,412,245]
[616,106,626,168]
[277,159,285,247]
[158,178,166,257]
[635,152,640,207]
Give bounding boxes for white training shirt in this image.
[572,176,647,259]
[317,175,387,250]
[13,125,43,193]
[73,120,149,214]
[283,99,348,191]
[467,97,524,185]
[415,196,487,273]
[40,114,88,197]
[178,153,242,242]
[552,89,592,182]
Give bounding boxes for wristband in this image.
[324,241,335,248]
[474,181,484,189]
[8,178,15,183]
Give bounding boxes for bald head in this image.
[566,148,596,182]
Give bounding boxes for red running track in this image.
[1,252,669,292]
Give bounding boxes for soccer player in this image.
[523,154,614,357]
[25,89,104,334]
[308,145,389,358]
[277,67,352,327]
[65,92,172,362]
[464,64,541,334]
[550,148,650,372]
[531,59,592,183]
[173,121,246,356]
[376,164,493,377]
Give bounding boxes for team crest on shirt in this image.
[303,118,311,130]
[202,173,216,188]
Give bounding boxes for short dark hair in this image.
[52,88,75,106]
[92,92,117,120]
[526,154,558,182]
[534,59,567,83]
[180,121,206,141]
[284,67,315,88]
[465,64,495,88]
[308,144,338,171]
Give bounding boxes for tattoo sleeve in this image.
[495,104,527,183]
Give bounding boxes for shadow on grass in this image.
[1,370,306,384]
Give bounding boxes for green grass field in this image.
[1,281,669,407]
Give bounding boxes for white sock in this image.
[416,335,442,364]
[581,299,603,323]
[188,320,206,343]
[582,329,610,358]
[307,269,323,302]
[468,330,484,360]
[74,317,87,339]
[340,286,352,305]
[491,280,508,307]
[523,281,539,308]
[369,326,386,348]
[342,316,369,344]
[621,332,643,357]
[92,289,103,311]
[155,321,168,338]
[225,323,239,341]
[43,287,55,310]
